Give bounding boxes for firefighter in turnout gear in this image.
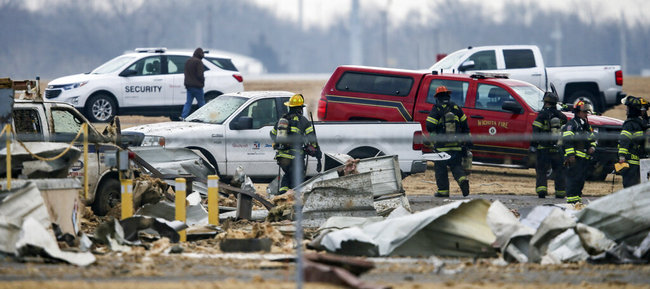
[531,91,568,198]
[617,96,648,188]
[562,99,597,204]
[270,94,321,194]
[426,86,472,197]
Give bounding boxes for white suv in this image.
[45,48,244,122]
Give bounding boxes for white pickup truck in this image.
[9,99,123,215]
[428,45,625,112]
[123,91,428,182]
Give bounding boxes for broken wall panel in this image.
[576,182,650,246]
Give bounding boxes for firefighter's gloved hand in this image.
[529,146,537,153]
[588,147,596,154]
[619,156,626,163]
[316,157,322,172]
[564,155,576,167]
[305,145,320,158]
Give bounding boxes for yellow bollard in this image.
[120,178,133,220]
[83,123,88,199]
[4,124,11,190]
[208,175,220,225]
[175,178,187,242]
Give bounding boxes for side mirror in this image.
[119,69,138,77]
[459,60,475,72]
[502,101,523,114]
[230,116,253,130]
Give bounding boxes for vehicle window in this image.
[52,109,83,134]
[167,55,189,74]
[475,84,517,112]
[336,72,413,96]
[92,56,136,74]
[123,56,162,76]
[235,98,278,129]
[465,50,497,70]
[13,108,44,141]
[426,79,469,106]
[504,49,536,69]
[279,98,290,116]
[429,49,467,71]
[186,95,248,124]
[511,85,544,111]
[206,57,239,71]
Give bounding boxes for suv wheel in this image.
[87,93,117,123]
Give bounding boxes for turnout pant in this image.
[621,163,640,188]
[535,149,566,197]
[277,155,305,194]
[434,150,468,195]
[566,157,588,203]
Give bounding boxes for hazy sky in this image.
[248,0,649,28]
[19,0,649,28]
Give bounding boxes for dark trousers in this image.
[621,164,640,188]
[566,157,588,202]
[278,155,305,194]
[535,149,566,196]
[434,151,467,194]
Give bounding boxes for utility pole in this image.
[550,20,563,66]
[619,11,627,76]
[382,0,391,67]
[350,0,362,65]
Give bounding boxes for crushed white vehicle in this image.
[123,91,428,182]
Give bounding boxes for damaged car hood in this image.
[124,121,225,147]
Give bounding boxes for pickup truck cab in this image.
[428,45,625,112]
[123,91,427,182]
[10,100,122,215]
[318,65,623,180]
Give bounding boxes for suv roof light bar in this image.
[470,72,510,79]
[135,47,167,53]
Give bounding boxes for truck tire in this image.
[92,178,121,216]
[567,90,603,113]
[86,93,117,123]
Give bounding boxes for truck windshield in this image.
[92,56,137,74]
[185,95,247,124]
[429,50,467,71]
[511,85,545,112]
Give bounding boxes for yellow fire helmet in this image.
[284,93,305,107]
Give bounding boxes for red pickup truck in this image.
[317,65,624,180]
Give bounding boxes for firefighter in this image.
[531,91,567,198]
[562,99,596,204]
[426,86,472,197]
[270,94,321,194]
[617,95,648,188]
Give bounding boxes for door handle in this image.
[153,78,163,81]
[531,73,542,76]
[418,110,430,114]
[470,115,484,119]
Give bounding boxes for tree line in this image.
[1,0,647,79]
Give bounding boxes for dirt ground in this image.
[3,77,648,289]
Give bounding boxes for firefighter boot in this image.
[460,180,470,197]
[554,190,566,199]
[434,190,449,198]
